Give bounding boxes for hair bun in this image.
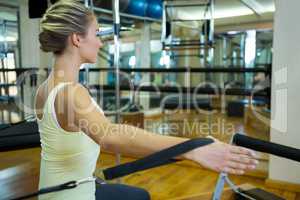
[39,31,65,54]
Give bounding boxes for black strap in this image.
[10,138,213,200]
[102,138,214,180]
[233,133,300,162]
[10,181,77,200]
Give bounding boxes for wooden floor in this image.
[0,148,299,200]
[1,109,300,199]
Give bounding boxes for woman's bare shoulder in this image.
[54,82,92,132]
[35,81,48,119]
[36,81,49,103]
[58,82,92,108]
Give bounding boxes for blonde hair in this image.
[39,0,94,55]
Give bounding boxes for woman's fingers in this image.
[193,141,259,175]
[226,161,256,171]
[229,146,258,158]
[227,146,259,171]
[223,161,256,175]
[229,154,259,166]
[223,167,245,175]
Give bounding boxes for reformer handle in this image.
[102,138,214,180]
[233,133,300,163]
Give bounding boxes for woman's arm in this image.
[65,83,258,174]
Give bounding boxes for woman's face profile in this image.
[78,17,103,63]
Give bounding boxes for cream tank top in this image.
[35,82,101,200]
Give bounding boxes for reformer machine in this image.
[9,133,300,200]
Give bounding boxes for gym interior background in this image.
[0,0,299,199]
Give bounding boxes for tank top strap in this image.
[46,82,74,128]
[49,82,104,113]
[49,82,73,102]
[35,82,72,122]
[36,82,104,124]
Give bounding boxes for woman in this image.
[35,0,258,199]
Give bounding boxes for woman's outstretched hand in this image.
[185,137,259,175]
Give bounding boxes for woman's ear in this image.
[71,33,80,48]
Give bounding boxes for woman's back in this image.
[35,81,100,200]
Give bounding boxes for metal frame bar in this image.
[164,43,213,47]
[170,54,202,58]
[0,3,19,9]
[171,18,209,22]
[0,66,271,73]
[112,0,122,175]
[96,67,270,73]
[112,0,121,123]
[163,46,212,51]
[163,0,209,3]
[240,0,263,16]
[165,3,208,8]
[91,85,269,97]
[206,0,214,81]
[161,0,167,43]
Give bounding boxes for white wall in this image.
[136,22,151,109]
[269,0,300,184]
[19,0,53,69]
[19,0,52,118]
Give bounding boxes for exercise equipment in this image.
[0,66,271,128]
[146,0,162,19]
[93,84,268,97]
[10,138,214,200]
[126,0,148,17]
[0,118,39,151]
[227,100,245,117]
[10,133,300,200]
[92,0,164,19]
[212,133,300,200]
[106,0,124,174]
[227,99,266,117]
[162,96,212,110]
[0,20,18,122]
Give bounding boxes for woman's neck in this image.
[51,52,82,84]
